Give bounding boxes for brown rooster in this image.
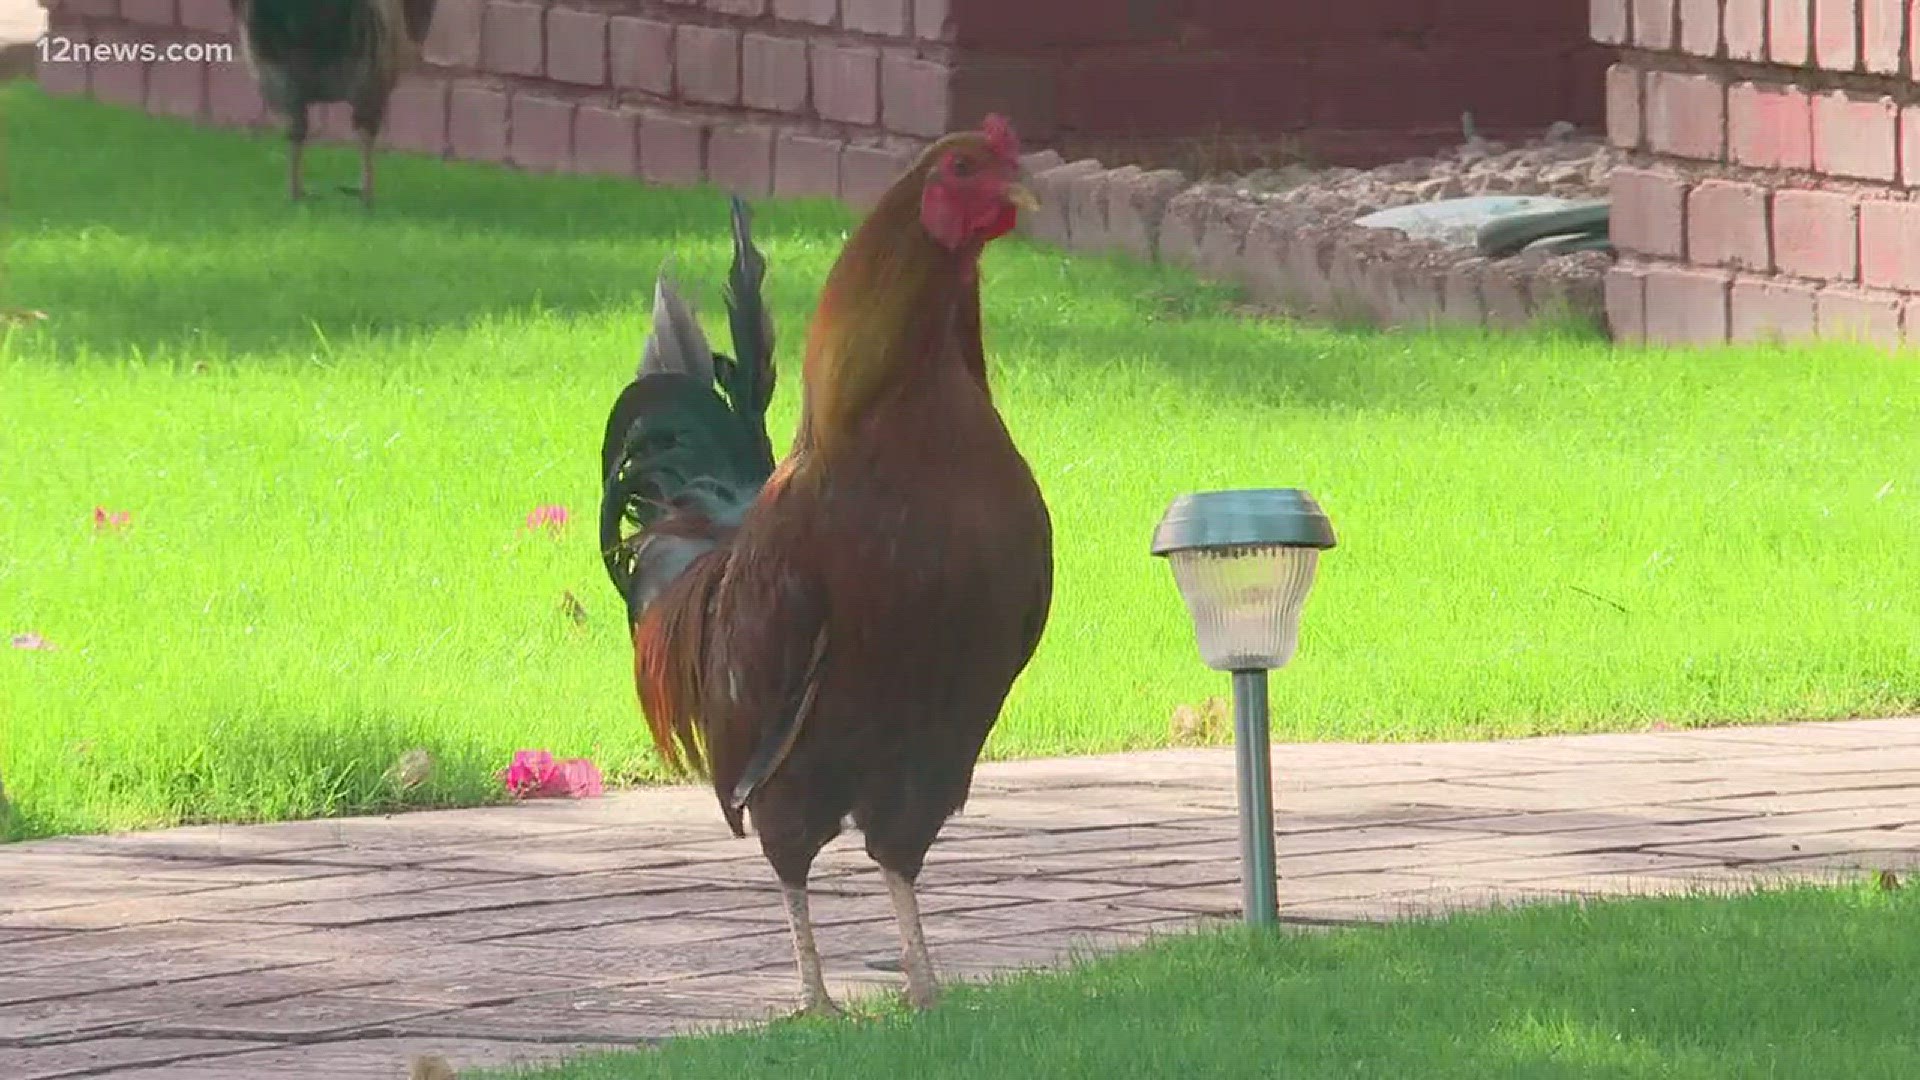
[599,118,1050,1015]
[230,0,436,206]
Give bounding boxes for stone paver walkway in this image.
[5,718,1920,1078]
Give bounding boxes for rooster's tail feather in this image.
[599,197,777,624]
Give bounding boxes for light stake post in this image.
[1152,489,1336,927]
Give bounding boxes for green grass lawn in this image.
[482,884,1920,1079]
[3,88,1919,840]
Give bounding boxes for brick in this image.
[1026,158,1102,247]
[812,42,879,124]
[1238,210,1291,300]
[1731,278,1818,342]
[709,0,768,13]
[1610,166,1689,259]
[1814,0,1859,70]
[1441,260,1486,326]
[639,111,706,185]
[573,105,640,175]
[677,25,741,105]
[119,0,175,25]
[546,8,608,86]
[1862,0,1904,71]
[842,0,908,35]
[424,0,484,69]
[1286,229,1339,315]
[1067,165,1132,254]
[145,57,205,120]
[1592,0,1630,44]
[1481,264,1533,329]
[1901,299,1920,349]
[916,0,951,40]
[1727,82,1811,170]
[1633,0,1675,47]
[1157,187,1217,268]
[1604,264,1648,343]
[774,132,844,197]
[1817,286,1902,345]
[88,35,148,109]
[1645,71,1724,160]
[1021,149,1065,176]
[707,123,775,196]
[1643,266,1732,344]
[1858,199,1920,291]
[178,0,231,33]
[610,18,673,96]
[1199,198,1258,281]
[449,85,510,162]
[1770,0,1811,63]
[1812,90,1897,180]
[37,44,90,97]
[207,59,265,125]
[1606,64,1642,150]
[1686,180,1771,272]
[1678,0,1720,55]
[743,33,810,114]
[484,0,545,76]
[509,92,574,171]
[881,49,950,137]
[1723,0,1765,58]
[1539,264,1606,327]
[1911,2,1920,76]
[380,79,449,154]
[841,143,915,208]
[774,0,839,25]
[1105,168,1187,262]
[1904,104,1920,185]
[1772,189,1858,281]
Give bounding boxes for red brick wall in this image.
[1601,0,1920,347]
[38,0,1603,204]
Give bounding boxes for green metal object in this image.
[1476,201,1610,259]
[1150,489,1338,557]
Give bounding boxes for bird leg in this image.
[882,867,940,1010]
[357,130,376,209]
[780,883,841,1017]
[287,133,306,202]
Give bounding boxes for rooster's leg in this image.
[357,130,376,209]
[780,883,840,1016]
[286,129,306,202]
[882,868,939,1010]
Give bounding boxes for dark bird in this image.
[600,118,1050,1014]
[229,0,436,207]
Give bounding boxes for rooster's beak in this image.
[1005,182,1040,213]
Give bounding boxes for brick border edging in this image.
[1014,151,1612,335]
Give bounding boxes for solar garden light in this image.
[1151,489,1337,927]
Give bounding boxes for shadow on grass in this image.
[4,89,855,359]
[0,86,1612,423]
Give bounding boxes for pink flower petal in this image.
[553,758,604,798]
[499,749,602,800]
[10,632,54,651]
[91,507,131,534]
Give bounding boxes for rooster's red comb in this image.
[982,114,1020,161]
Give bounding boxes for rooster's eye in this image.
[950,157,974,178]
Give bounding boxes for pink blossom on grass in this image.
[92,507,131,534]
[524,505,570,535]
[499,749,604,799]
[10,633,55,651]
